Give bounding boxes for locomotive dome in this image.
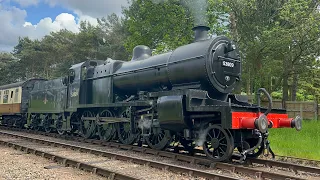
[131,45,152,61]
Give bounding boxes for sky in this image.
[0,0,129,52]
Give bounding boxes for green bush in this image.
[271,91,282,100]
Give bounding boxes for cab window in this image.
[69,69,75,83]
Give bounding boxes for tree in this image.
[225,0,320,105]
[123,0,194,54]
[43,29,78,77]
[262,0,320,104]
[0,52,20,85]
[12,37,45,79]
[96,13,130,60]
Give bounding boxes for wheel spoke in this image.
[219,147,225,155]
[216,130,221,139]
[212,129,216,138]
[219,143,227,147]
[219,136,226,142]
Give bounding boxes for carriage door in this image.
[8,89,15,113]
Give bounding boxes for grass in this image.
[268,120,320,160]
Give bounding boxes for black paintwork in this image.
[157,95,187,132]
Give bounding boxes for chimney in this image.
[192,25,210,42]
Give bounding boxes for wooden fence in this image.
[260,100,319,120]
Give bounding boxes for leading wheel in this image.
[145,128,172,150]
[203,125,234,162]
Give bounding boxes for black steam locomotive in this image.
[0,25,301,162]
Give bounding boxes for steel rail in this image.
[0,141,137,180]
[247,158,320,175]
[0,129,306,180]
[275,155,320,165]
[0,131,239,180]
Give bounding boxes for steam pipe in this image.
[240,131,263,161]
[257,88,273,116]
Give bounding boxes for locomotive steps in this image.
[1,128,319,180]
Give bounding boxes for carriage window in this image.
[14,88,19,102]
[10,91,13,99]
[3,90,8,103]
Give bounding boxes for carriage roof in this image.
[0,78,46,90]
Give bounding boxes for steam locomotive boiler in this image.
[0,25,302,162]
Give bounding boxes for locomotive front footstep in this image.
[0,24,302,163]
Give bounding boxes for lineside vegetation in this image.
[269,120,320,160]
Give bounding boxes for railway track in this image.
[0,128,319,179]
[1,140,138,180]
[274,155,320,167]
[0,129,244,180]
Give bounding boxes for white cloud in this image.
[74,10,98,26]
[0,0,130,52]
[0,6,28,48]
[0,6,80,52]
[45,0,129,18]
[24,13,80,39]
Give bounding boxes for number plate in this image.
[222,61,234,68]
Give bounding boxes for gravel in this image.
[0,131,242,178]
[0,146,105,180]
[0,136,202,180]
